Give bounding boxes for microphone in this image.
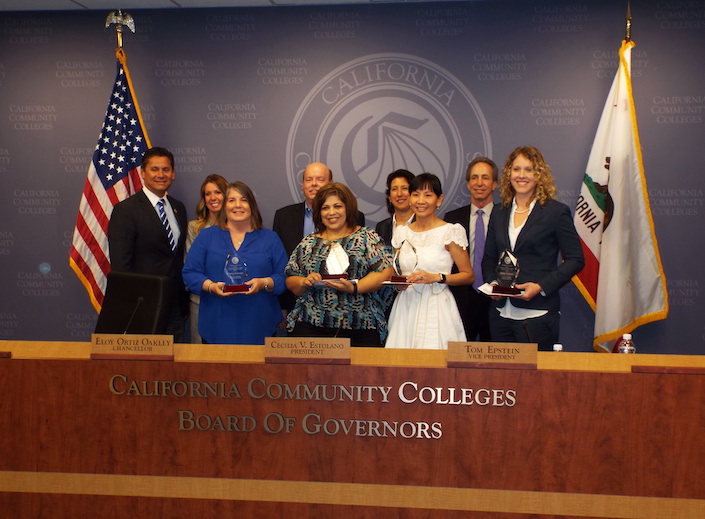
[522,322,534,343]
[123,296,144,334]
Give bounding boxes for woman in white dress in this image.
[386,173,474,349]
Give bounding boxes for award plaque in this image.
[322,242,349,280]
[492,249,522,295]
[223,251,249,293]
[390,240,418,283]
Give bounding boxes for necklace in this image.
[514,208,530,214]
[230,228,250,247]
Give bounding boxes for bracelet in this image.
[206,280,213,294]
[353,280,358,297]
[264,279,269,292]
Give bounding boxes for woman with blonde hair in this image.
[482,146,584,350]
[185,174,229,343]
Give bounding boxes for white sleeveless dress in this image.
[386,223,467,349]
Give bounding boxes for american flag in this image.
[69,49,150,312]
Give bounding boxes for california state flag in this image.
[572,40,668,352]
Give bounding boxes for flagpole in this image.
[105,10,135,49]
[69,11,150,312]
[625,1,632,42]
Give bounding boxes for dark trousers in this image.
[488,309,560,351]
[290,321,383,348]
[166,300,186,344]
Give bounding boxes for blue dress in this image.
[182,226,287,345]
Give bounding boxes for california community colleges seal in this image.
[286,53,492,223]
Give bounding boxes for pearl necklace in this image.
[514,208,530,214]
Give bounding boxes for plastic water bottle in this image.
[617,333,636,354]
[552,343,563,352]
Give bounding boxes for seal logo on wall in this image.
[286,53,492,223]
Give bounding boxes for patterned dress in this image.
[285,227,393,339]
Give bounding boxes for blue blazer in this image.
[481,199,584,313]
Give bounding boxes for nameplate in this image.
[264,337,351,365]
[447,341,537,370]
[90,334,174,361]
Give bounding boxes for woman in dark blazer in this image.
[481,146,584,350]
[375,169,415,245]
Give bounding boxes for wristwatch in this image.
[439,273,447,284]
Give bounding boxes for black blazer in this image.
[444,203,496,340]
[375,215,415,246]
[108,190,188,313]
[481,199,584,313]
[375,217,394,246]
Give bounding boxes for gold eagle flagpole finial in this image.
[105,10,135,49]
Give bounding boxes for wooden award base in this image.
[492,285,523,295]
[223,284,249,293]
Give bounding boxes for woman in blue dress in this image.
[183,181,287,345]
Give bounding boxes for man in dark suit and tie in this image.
[273,162,365,315]
[108,147,188,342]
[444,157,498,341]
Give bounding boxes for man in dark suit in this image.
[108,147,188,342]
[273,162,365,314]
[444,157,498,341]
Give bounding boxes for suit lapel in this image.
[460,206,471,238]
[140,191,174,253]
[515,202,544,250]
[496,206,512,251]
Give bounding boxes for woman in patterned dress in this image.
[285,183,394,347]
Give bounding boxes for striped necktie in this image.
[157,199,176,251]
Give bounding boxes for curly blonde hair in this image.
[498,146,557,207]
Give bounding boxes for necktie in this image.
[473,209,484,289]
[157,199,176,251]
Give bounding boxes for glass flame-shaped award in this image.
[492,249,522,295]
[392,240,418,283]
[322,242,349,280]
[223,251,249,293]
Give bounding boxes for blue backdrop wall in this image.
[1,0,703,353]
